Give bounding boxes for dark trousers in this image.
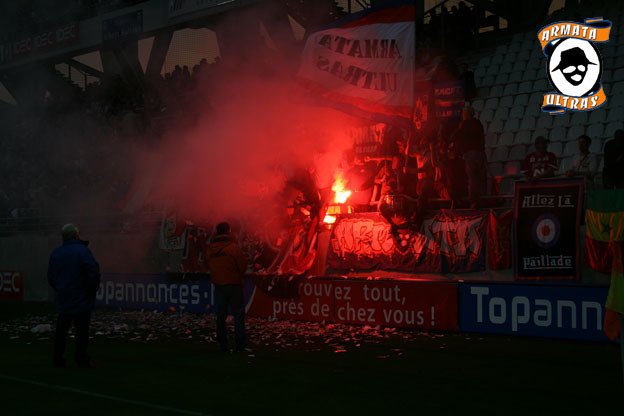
[54,310,91,366]
[463,150,487,204]
[214,284,246,350]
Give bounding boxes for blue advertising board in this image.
[96,273,257,313]
[96,273,214,313]
[459,283,609,341]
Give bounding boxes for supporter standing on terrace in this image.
[522,136,558,181]
[206,222,248,353]
[451,106,487,208]
[48,224,100,368]
[566,135,597,187]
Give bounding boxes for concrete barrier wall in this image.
[0,230,163,301]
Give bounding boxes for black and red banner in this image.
[514,180,583,280]
[327,211,487,273]
[488,209,513,270]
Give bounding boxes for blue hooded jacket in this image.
[48,239,101,314]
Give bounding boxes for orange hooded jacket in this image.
[205,234,247,285]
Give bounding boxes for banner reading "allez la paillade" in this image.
[297,2,415,120]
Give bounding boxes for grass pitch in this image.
[0,302,621,415]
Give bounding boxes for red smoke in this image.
[137,67,360,232]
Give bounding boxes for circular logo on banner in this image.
[532,214,561,249]
[547,37,601,97]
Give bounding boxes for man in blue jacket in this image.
[48,224,100,368]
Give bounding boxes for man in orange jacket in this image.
[206,222,248,352]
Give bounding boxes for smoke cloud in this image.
[138,28,361,232]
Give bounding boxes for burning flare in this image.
[331,172,352,204]
[323,215,337,224]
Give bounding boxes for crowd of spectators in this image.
[422,1,484,50]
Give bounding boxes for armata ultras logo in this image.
[538,18,611,114]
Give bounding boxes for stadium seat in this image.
[570,112,588,125]
[613,68,624,82]
[494,107,509,120]
[536,115,552,129]
[491,55,504,65]
[512,33,524,43]
[550,126,567,141]
[588,108,607,124]
[604,121,621,138]
[503,83,518,95]
[529,91,543,104]
[526,58,542,70]
[607,107,622,122]
[504,118,520,132]
[563,141,578,157]
[490,85,504,97]
[508,145,527,160]
[495,45,508,55]
[478,56,491,68]
[587,124,604,139]
[567,125,586,141]
[489,119,504,134]
[502,52,516,63]
[474,67,486,79]
[520,116,536,130]
[533,128,549,142]
[514,94,529,106]
[525,104,542,118]
[499,95,514,108]
[500,61,514,73]
[530,48,543,59]
[508,42,521,53]
[517,50,531,61]
[508,71,523,83]
[480,108,494,122]
[533,79,549,91]
[518,81,533,93]
[485,132,498,147]
[484,98,499,110]
[602,69,613,83]
[482,75,496,86]
[613,81,624,96]
[472,99,485,112]
[509,105,524,119]
[602,45,616,58]
[515,130,532,145]
[486,64,500,76]
[491,145,509,161]
[521,39,534,51]
[495,73,509,84]
[589,137,603,154]
[549,141,563,156]
[552,114,571,127]
[485,148,492,160]
[482,121,489,132]
[521,69,537,81]
[499,132,514,146]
